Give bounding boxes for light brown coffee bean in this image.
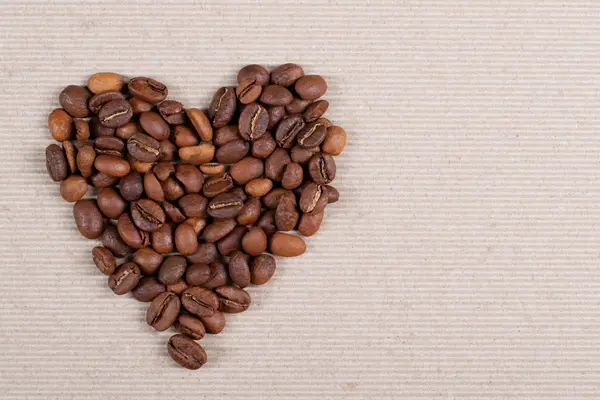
[236,79,262,104]
[269,232,306,257]
[295,75,328,100]
[322,125,347,155]
[60,175,88,202]
[241,227,267,256]
[87,72,124,94]
[173,125,199,147]
[199,311,226,334]
[92,246,116,275]
[250,254,276,285]
[174,223,199,255]
[186,108,213,141]
[245,178,273,197]
[214,286,251,313]
[48,108,73,142]
[179,144,215,165]
[230,157,264,185]
[228,251,250,288]
[74,119,90,141]
[202,219,236,243]
[236,197,262,225]
[298,210,325,236]
[199,163,225,175]
[281,162,304,189]
[133,247,164,276]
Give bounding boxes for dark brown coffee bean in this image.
[281,163,303,190]
[260,85,293,106]
[236,79,262,104]
[117,212,150,249]
[174,314,206,340]
[295,75,328,100]
[208,87,237,128]
[131,199,165,232]
[228,251,250,288]
[94,136,125,156]
[215,139,249,164]
[199,311,226,334]
[290,145,313,165]
[90,172,119,188]
[94,154,130,177]
[251,132,276,160]
[89,91,126,114]
[186,108,212,141]
[325,184,339,203]
[230,187,248,202]
[127,133,160,163]
[168,334,207,370]
[98,99,133,128]
[158,255,187,285]
[263,188,294,209]
[202,219,236,243]
[158,100,186,125]
[202,261,229,289]
[215,286,251,313]
[241,227,268,256]
[265,148,292,182]
[153,161,175,181]
[275,115,305,148]
[147,292,180,331]
[129,97,153,114]
[250,254,276,285]
[150,222,173,254]
[175,223,198,255]
[181,287,219,317]
[275,194,299,231]
[256,210,276,236]
[298,210,324,236]
[59,85,91,118]
[74,119,90,141]
[101,224,133,258]
[266,106,284,131]
[237,64,269,85]
[75,144,96,178]
[185,263,212,286]
[297,121,327,148]
[73,199,104,239]
[167,279,189,295]
[308,153,336,184]
[179,144,215,165]
[303,100,329,122]
[46,144,68,181]
[133,247,164,275]
[187,243,218,264]
[217,225,247,256]
[115,121,140,140]
[118,171,143,201]
[245,178,273,197]
[159,139,178,161]
[270,232,306,257]
[299,182,328,215]
[161,176,186,201]
[286,98,312,114]
[128,77,168,103]
[178,194,208,218]
[163,201,186,223]
[270,63,305,87]
[207,193,244,219]
[89,116,115,138]
[97,188,126,219]
[88,72,124,94]
[214,125,242,146]
[238,102,268,141]
[203,173,233,198]
[139,111,170,141]
[236,197,261,225]
[108,262,141,295]
[92,246,116,275]
[132,277,166,302]
[183,217,206,235]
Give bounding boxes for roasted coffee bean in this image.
[173,125,199,147]
[115,121,139,140]
[275,115,305,148]
[139,111,170,141]
[214,125,242,146]
[257,210,277,236]
[158,255,188,285]
[185,263,212,286]
[174,314,206,340]
[286,98,312,114]
[178,194,208,218]
[94,154,130,177]
[217,225,247,256]
[183,217,207,235]
[174,223,198,255]
[303,99,329,122]
[181,287,219,317]
[132,277,166,302]
[250,254,276,285]
[159,139,178,161]
[98,99,133,128]
[297,121,327,148]
[168,334,207,370]
[260,85,293,106]
[128,154,153,173]
[129,97,153,114]
[147,292,180,331]
[127,133,160,163]
[236,79,262,104]
[270,232,306,257]
[128,77,168,103]
[238,102,268,141]
[230,157,264,185]
[281,162,304,189]
[46,144,68,181]
[202,219,236,243]
[308,153,336,184]
[290,146,313,165]
[200,311,226,334]
[143,171,165,202]
[179,144,215,165]
[154,161,175,181]
[88,91,126,114]
[94,136,125,156]
[90,172,119,188]
[322,125,347,155]
[76,144,96,178]
[202,262,229,289]
[267,106,285,131]
[200,163,224,175]
[131,199,165,232]
[171,165,202,195]
[167,279,189,295]
[245,178,273,197]
[230,187,248,202]
[265,148,292,182]
[108,262,141,295]
[59,85,91,118]
[163,201,185,224]
[187,242,218,264]
[298,210,324,236]
[119,171,143,201]
[48,109,73,142]
[215,286,251,313]
[92,246,117,275]
[87,72,124,94]
[237,64,269,85]
[117,212,150,249]
[73,199,104,239]
[62,141,77,174]
[275,194,300,231]
[161,177,185,201]
[325,184,339,203]
[186,108,212,142]
[89,116,115,138]
[241,227,267,256]
[133,247,164,275]
[252,132,277,159]
[228,251,251,288]
[299,182,328,215]
[151,222,174,254]
[207,193,244,219]
[203,173,234,198]
[208,87,236,128]
[96,187,126,219]
[295,75,327,100]
[158,100,186,125]
[74,119,90,141]
[316,117,333,127]
[215,139,249,164]
[270,63,304,87]
[263,188,293,209]
[101,224,133,258]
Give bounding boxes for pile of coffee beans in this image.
[44,64,346,370]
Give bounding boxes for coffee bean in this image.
[119,171,143,201]
[230,157,264,185]
[203,261,229,289]
[252,132,277,159]
[325,185,339,203]
[115,121,139,140]
[208,87,237,128]
[48,109,73,142]
[185,263,212,286]
[186,108,213,142]
[87,72,124,94]
[237,64,269,85]
[236,79,262,104]
[267,105,285,130]
[89,116,115,138]
[202,219,236,243]
[286,98,312,114]
[217,225,248,256]
[151,222,174,254]
[214,125,242,146]
[74,119,90,141]
[94,154,131,177]
[101,224,133,258]
[174,314,206,340]
[127,154,152,173]
[158,100,186,125]
[298,210,324,237]
[260,85,293,106]
[295,75,328,100]
[168,334,207,370]
[178,193,208,217]
[143,171,165,202]
[263,188,292,209]
[129,97,153,114]
[94,136,125,156]
[161,177,185,201]
[227,251,250,288]
[92,246,117,275]
[154,161,175,181]
[89,91,126,114]
[167,279,189,295]
[199,163,225,175]
[172,125,198,147]
[186,243,218,264]
[76,144,96,178]
[59,85,91,118]
[303,100,329,122]
[297,121,327,148]
[158,255,188,285]
[203,173,234,198]
[96,188,126,219]
[269,232,306,257]
[73,199,104,239]
[127,133,160,163]
[131,199,165,232]
[322,125,347,155]
[139,111,170,141]
[299,182,328,215]
[133,247,164,275]
[183,217,207,235]
[281,162,304,189]
[238,102,268,141]
[181,287,219,317]
[98,99,133,128]
[270,63,305,87]
[207,193,244,219]
[117,212,150,248]
[179,144,215,165]
[236,197,262,225]
[132,277,166,302]
[265,148,292,182]
[250,254,276,285]
[163,201,186,223]
[230,187,248,202]
[159,140,178,161]
[215,286,251,313]
[46,144,68,181]
[275,115,305,148]
[316,117,333,127]
[215,139,249,164]
[308,153,336,184]
[275,194,300,231]
[245,178,273,197]
[108,262,141,295]
[62,141,78,174]
[90,172,119,188]
[199,311,226,334]
[128,77,168,103]
[241,227,267,256]
[147,292,180,331]
[174,223,198,255]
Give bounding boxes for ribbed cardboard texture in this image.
[2,1,600,398]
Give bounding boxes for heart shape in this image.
[44,64,346,370]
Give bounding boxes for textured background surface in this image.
[1,1,600,398]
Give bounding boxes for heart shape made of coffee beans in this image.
[44,64,346,370]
